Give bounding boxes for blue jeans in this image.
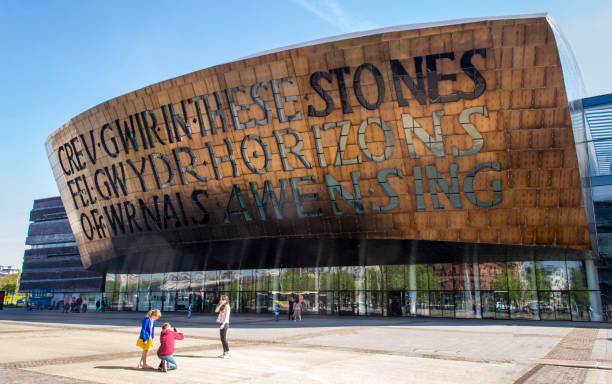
[159,355,177,370]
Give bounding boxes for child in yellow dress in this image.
[136,309,162,369]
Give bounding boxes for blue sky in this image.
[0,1,611,268]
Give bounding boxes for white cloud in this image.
[292,0,377,33]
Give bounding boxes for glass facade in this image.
[103,255,602,321]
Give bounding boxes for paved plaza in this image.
[0,309,610,384]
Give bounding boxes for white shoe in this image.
[218,354,225,358]
[223,353,230,359]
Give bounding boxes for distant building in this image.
[0,266,19,277]
[20,197,104,308]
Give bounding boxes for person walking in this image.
[215,295,231,358]
[157,323,184,372]
[187,303,192,319]
[62,295,70,313]
[75,297,83,313]
[292,299,302,321]
[136,309,162,369]
[288,296,294,320]
[95,300,101,312]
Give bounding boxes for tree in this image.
[0,270,21,295]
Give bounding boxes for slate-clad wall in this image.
[19,197,104,293]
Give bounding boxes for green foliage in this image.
[0,270,21,294]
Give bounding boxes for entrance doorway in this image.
[388,291,403,316]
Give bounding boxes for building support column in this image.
[585,259,603,321]
[408,263,417,316]
[473,255,482,318]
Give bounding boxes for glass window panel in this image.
[318,267,336,291]
[192,291,203,313]
[163,273,177,291]
[239,270,254,292]
[366,291,384,316]
[478,262,507,290]
[430,291,442,318]
[481,291,495,319]
[453,264,474,291]
[385,265,405,290]
[254,291,269,313]
[317,291,334,315]
[191,271,205,292]
[175,291,190,311]
[299,292,318,314]
[280,269,298,291]
[117,274,128,293]
[570,290,593,321]
[118,290,137,311]
[507,261,536,291]
[415,290,429,317]
[455,290,476,319]
[137,291,151,312]
[510,291,539,320]
[254,269,269,291]
[494,291,510,319]
[268,269,280,292]
[298,268,317,291]
[240,291,254,313]
[150,273,164,291]
[567,261,588,291]
[336,267,357,291]
[125,274,139,294]
[202,271,218,291]
[549,291,572,321]
[138,274,152,292]
[202,290,217,313]
[430,264,453,291]
[218,271,233,291]
[536,261,568,291]
[365,266,383,291]
[415,265,434,290]
[150,291,163,311]
[109,292,119,311]
[162,291,176,312]
[104,273,117,292]
[337,290,357,315]
[177,272,191,291]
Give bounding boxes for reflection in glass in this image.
[150,273,164,291]
[510,291,539,320]
[366,291,384,316]
[570,290,592,321]
[430,264,453,290]
[536,261,568,291]
[507,262,536,291]
[365,266,383,291]
[494,291,510,319]
[318,267,336,291]
[455,290,476,318]
[105,273,117,293]
[138,274,152,292]
[478,262,506,290]
[385,265,405,290]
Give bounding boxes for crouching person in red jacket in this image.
[157,323,184,372]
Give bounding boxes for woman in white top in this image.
[215,295,231,358]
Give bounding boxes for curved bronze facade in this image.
[46,15,591,273]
